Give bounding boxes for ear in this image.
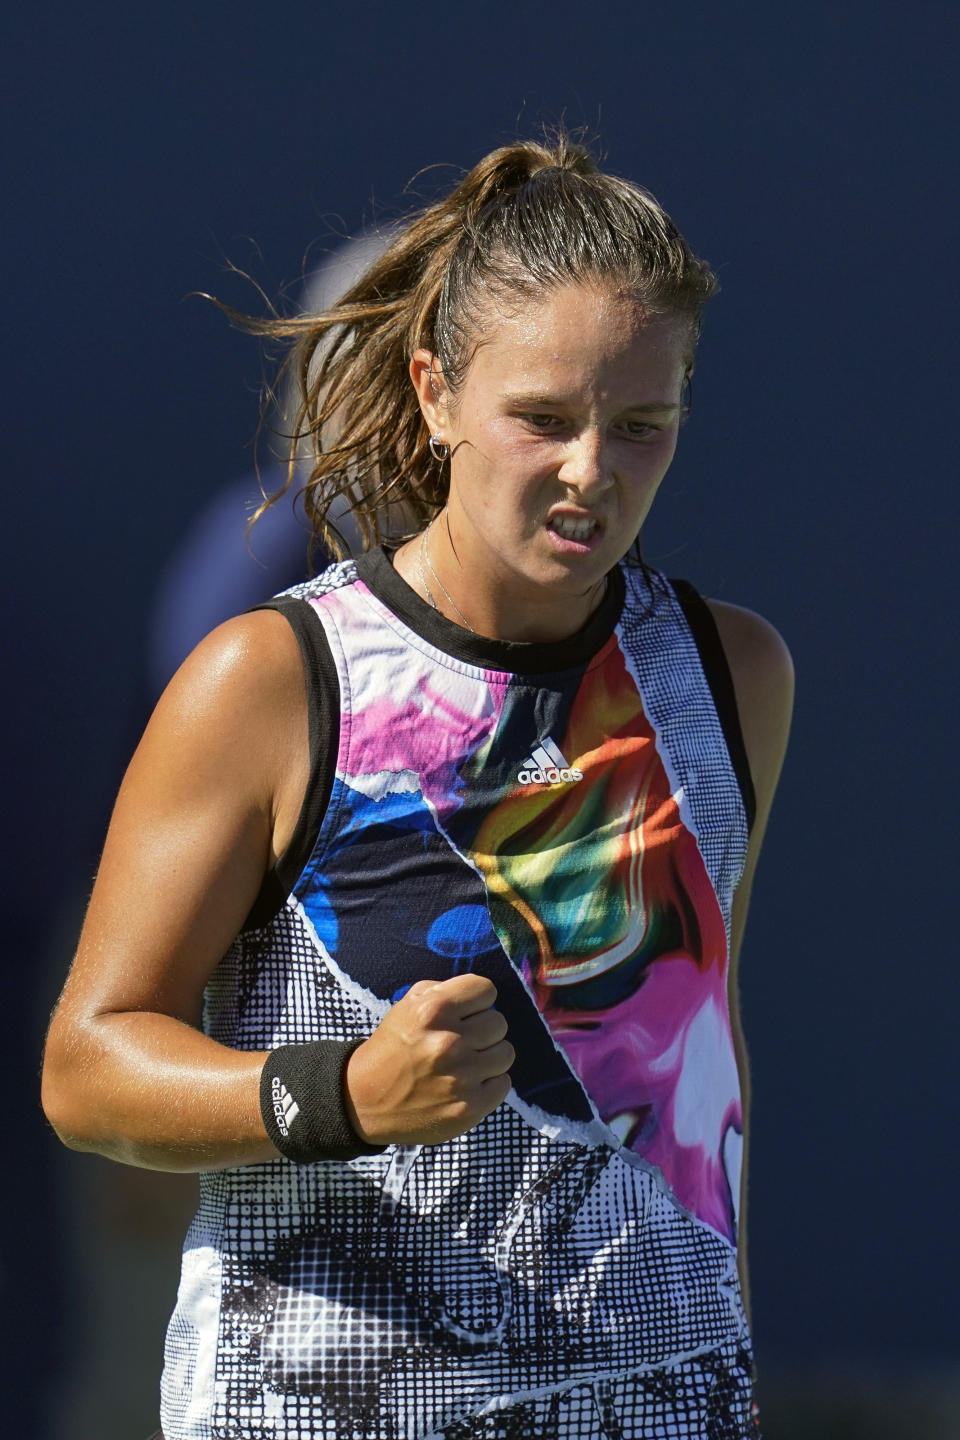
[409,349,450,436]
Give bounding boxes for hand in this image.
[343,974,514,1147]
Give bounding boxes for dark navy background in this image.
[4,3,956,1434]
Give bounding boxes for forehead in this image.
[465,281,690,395]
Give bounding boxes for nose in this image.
[557,428,613,498]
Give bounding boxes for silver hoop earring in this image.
[428,434,449,463]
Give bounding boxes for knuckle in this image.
[428,1028,458,1065]
[427,1071,459,1109]
[413,990,445,1026]
[485,1012,508,1044]
[457,972,497,999]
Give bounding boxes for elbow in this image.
[40,1021,98,1152]
[41,1079,90,1152]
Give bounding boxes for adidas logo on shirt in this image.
[271,1077,301,1137]
[517,736,583,786]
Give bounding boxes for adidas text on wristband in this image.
[259,1039,386,1164]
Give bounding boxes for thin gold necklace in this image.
[417,524,475,632]
[416,522,609,638]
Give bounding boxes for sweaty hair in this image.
[230,134,718,558]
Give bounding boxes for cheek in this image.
[627,433,679,488]
[472,411,532,459]
[655,423,681,469]
[660,431,680,470]
[454,416,547,489]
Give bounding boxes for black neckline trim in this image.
[355,546,626,675]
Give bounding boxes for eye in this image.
[619,420,659,439]
[520,413,563,432]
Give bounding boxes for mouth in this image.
[546,512,601,543]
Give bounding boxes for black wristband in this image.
[259,1039,386,1163]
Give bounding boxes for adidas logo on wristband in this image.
[271,1076,300,1136]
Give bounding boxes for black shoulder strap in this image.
[668,578,757,834]
[241,597,340,931]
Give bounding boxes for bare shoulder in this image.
[159,608,305,715]
[124,606,309,849]
[705,600,794,704]
[706,600,794,817]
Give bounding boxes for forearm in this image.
[42,1010,277,1172]
[43,973,516,1171]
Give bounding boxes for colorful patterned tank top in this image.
[161,547,759,1440]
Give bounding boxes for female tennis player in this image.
[43,135,792,1438]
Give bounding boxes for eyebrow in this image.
[504,392,680,414]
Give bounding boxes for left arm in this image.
[707,600,795,1323]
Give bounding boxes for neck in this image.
[395,513,610,643]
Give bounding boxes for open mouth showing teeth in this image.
[548,515,597,541]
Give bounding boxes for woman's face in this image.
[414,279,691,633]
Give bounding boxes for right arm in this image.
[41,610,311,1170]
[41,610,512,1172]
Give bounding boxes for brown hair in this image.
[227,134,718,559]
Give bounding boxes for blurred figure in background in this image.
[148,229,392,696]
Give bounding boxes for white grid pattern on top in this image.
[616,569,750,936]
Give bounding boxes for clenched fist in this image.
[343,974,514,1146]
